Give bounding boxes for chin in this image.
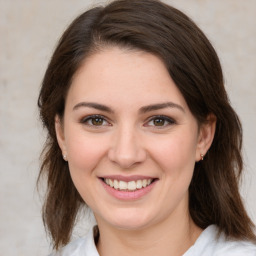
[103,210,154,231]
[112,221,149,231]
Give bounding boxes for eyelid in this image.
[80,114,112,126]
[144,115,176,127]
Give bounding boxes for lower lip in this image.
[100,179,157,200]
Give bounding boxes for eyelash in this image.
[80,114,175,129]
[145,115,176,128]
[80,115,111,127]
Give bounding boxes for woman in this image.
[38,0,256,255]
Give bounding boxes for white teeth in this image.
[114,180,119,189]
[136,180,142,189]
[109,179,114,188]
[119,180,128,190]
[128,181,136,190]
[104,178,153,191]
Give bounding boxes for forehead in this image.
[67,47,188,111]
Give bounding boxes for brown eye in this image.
[145,115,175,128]
[81,115,110,127]
[91,117,104,126]
[153,118,165,126]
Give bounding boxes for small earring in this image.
[63,155,67,161]
[200,154,204,161]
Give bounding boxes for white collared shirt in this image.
[50,225,256,256]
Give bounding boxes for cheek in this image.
[149,131,198,174]
[64,131,110,205]
[65,130,109,174]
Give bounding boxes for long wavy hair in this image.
[38,0,256,249]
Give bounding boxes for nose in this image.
[108,125,147,169]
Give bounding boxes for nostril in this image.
[107,131,147,168]
[108,146,147,169]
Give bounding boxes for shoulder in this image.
[49,227,99,256]
[184,225,256,256]
[213,237,256,255]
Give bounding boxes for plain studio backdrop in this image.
[0,0,255,255]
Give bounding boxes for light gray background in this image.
[0,0,255,255]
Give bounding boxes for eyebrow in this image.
[139,102,185,113]
[73,102,114,113]
[73,101,185,113]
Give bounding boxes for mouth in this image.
[102,178,156,192]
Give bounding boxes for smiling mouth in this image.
[103,178,155,191]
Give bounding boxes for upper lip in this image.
[99,175,157,182]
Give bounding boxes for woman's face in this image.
[56,47,213,231]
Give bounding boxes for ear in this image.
[55,115,67,159]
[196,114,216,161]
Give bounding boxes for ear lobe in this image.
[55,115,67,155]
[196,114,216,161]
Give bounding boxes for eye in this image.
[81,115,110,127]
[145,115,175,128]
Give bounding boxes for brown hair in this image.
[38,0,256,249]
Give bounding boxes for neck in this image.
[96,211,202,256]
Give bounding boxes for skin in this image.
[56,47,216,256]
